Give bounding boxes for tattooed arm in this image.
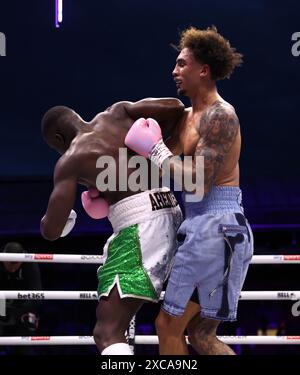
[194,102,240,194]
[165,102,240,197]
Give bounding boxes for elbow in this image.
[41,229,60,241]
[178,100,185,112]
[171,99,185,114]
[42,232,59,242]
[40,219,60,241]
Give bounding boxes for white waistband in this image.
[108,188,179,232]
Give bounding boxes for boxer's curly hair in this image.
[176,26,243,81]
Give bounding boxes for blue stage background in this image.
[0,0,300,355]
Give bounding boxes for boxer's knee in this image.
[93,321,113,352]
[155,311,169,338]
[155,310,171,337]
[155,310,185,339]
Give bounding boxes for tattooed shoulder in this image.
[197,101,240,154]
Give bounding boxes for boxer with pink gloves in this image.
[40,97,184,355]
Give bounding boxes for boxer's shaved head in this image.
[41,106,81,153]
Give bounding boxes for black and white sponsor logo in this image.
[80,255,102,260]
[18,293,45,300]
[79,293,98,299]
[149,191,178,211]
[277,292,296,300]
[21,337,31,341]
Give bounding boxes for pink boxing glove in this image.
[81,188,109,219]
[125,118,173,167]
[87,187,100,199]
[125,118,162,157]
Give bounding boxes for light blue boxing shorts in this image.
[162,186,254,321]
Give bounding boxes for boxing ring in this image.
[1,252,300,351]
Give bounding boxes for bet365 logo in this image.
[291,32,300,57]
[0,32,6,56]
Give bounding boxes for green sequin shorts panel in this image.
[97,224,158,301]
[97,206,181,302]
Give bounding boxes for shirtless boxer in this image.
[40,98,184,355]
[125,26,254,355]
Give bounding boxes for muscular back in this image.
[57,105,143,205]
[41,98,184,240]
[56,99,184,205]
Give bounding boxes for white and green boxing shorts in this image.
[97,188,183,302]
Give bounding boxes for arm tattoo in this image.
[194,102,240,193]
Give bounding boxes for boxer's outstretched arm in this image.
[40,161,77,241]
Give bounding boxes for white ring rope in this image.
[0,253,104,263]
[0,335,300,345]
[1,253,300,349]
[1,290,300,300]
[1,253,300,264]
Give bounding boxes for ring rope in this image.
[2,254,299,349]
[0,335,300,345]
[1,290,300,300]
[1,253,300,264]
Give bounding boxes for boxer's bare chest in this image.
[178,108,203,156]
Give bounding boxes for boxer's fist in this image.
[125,118,173,167]
[125,118,162,157]
[81,188,109,219]
[60,209,77,237]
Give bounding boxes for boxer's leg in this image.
[93,285,143,354]
[156,300,199,355]
[187,315,235,355]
